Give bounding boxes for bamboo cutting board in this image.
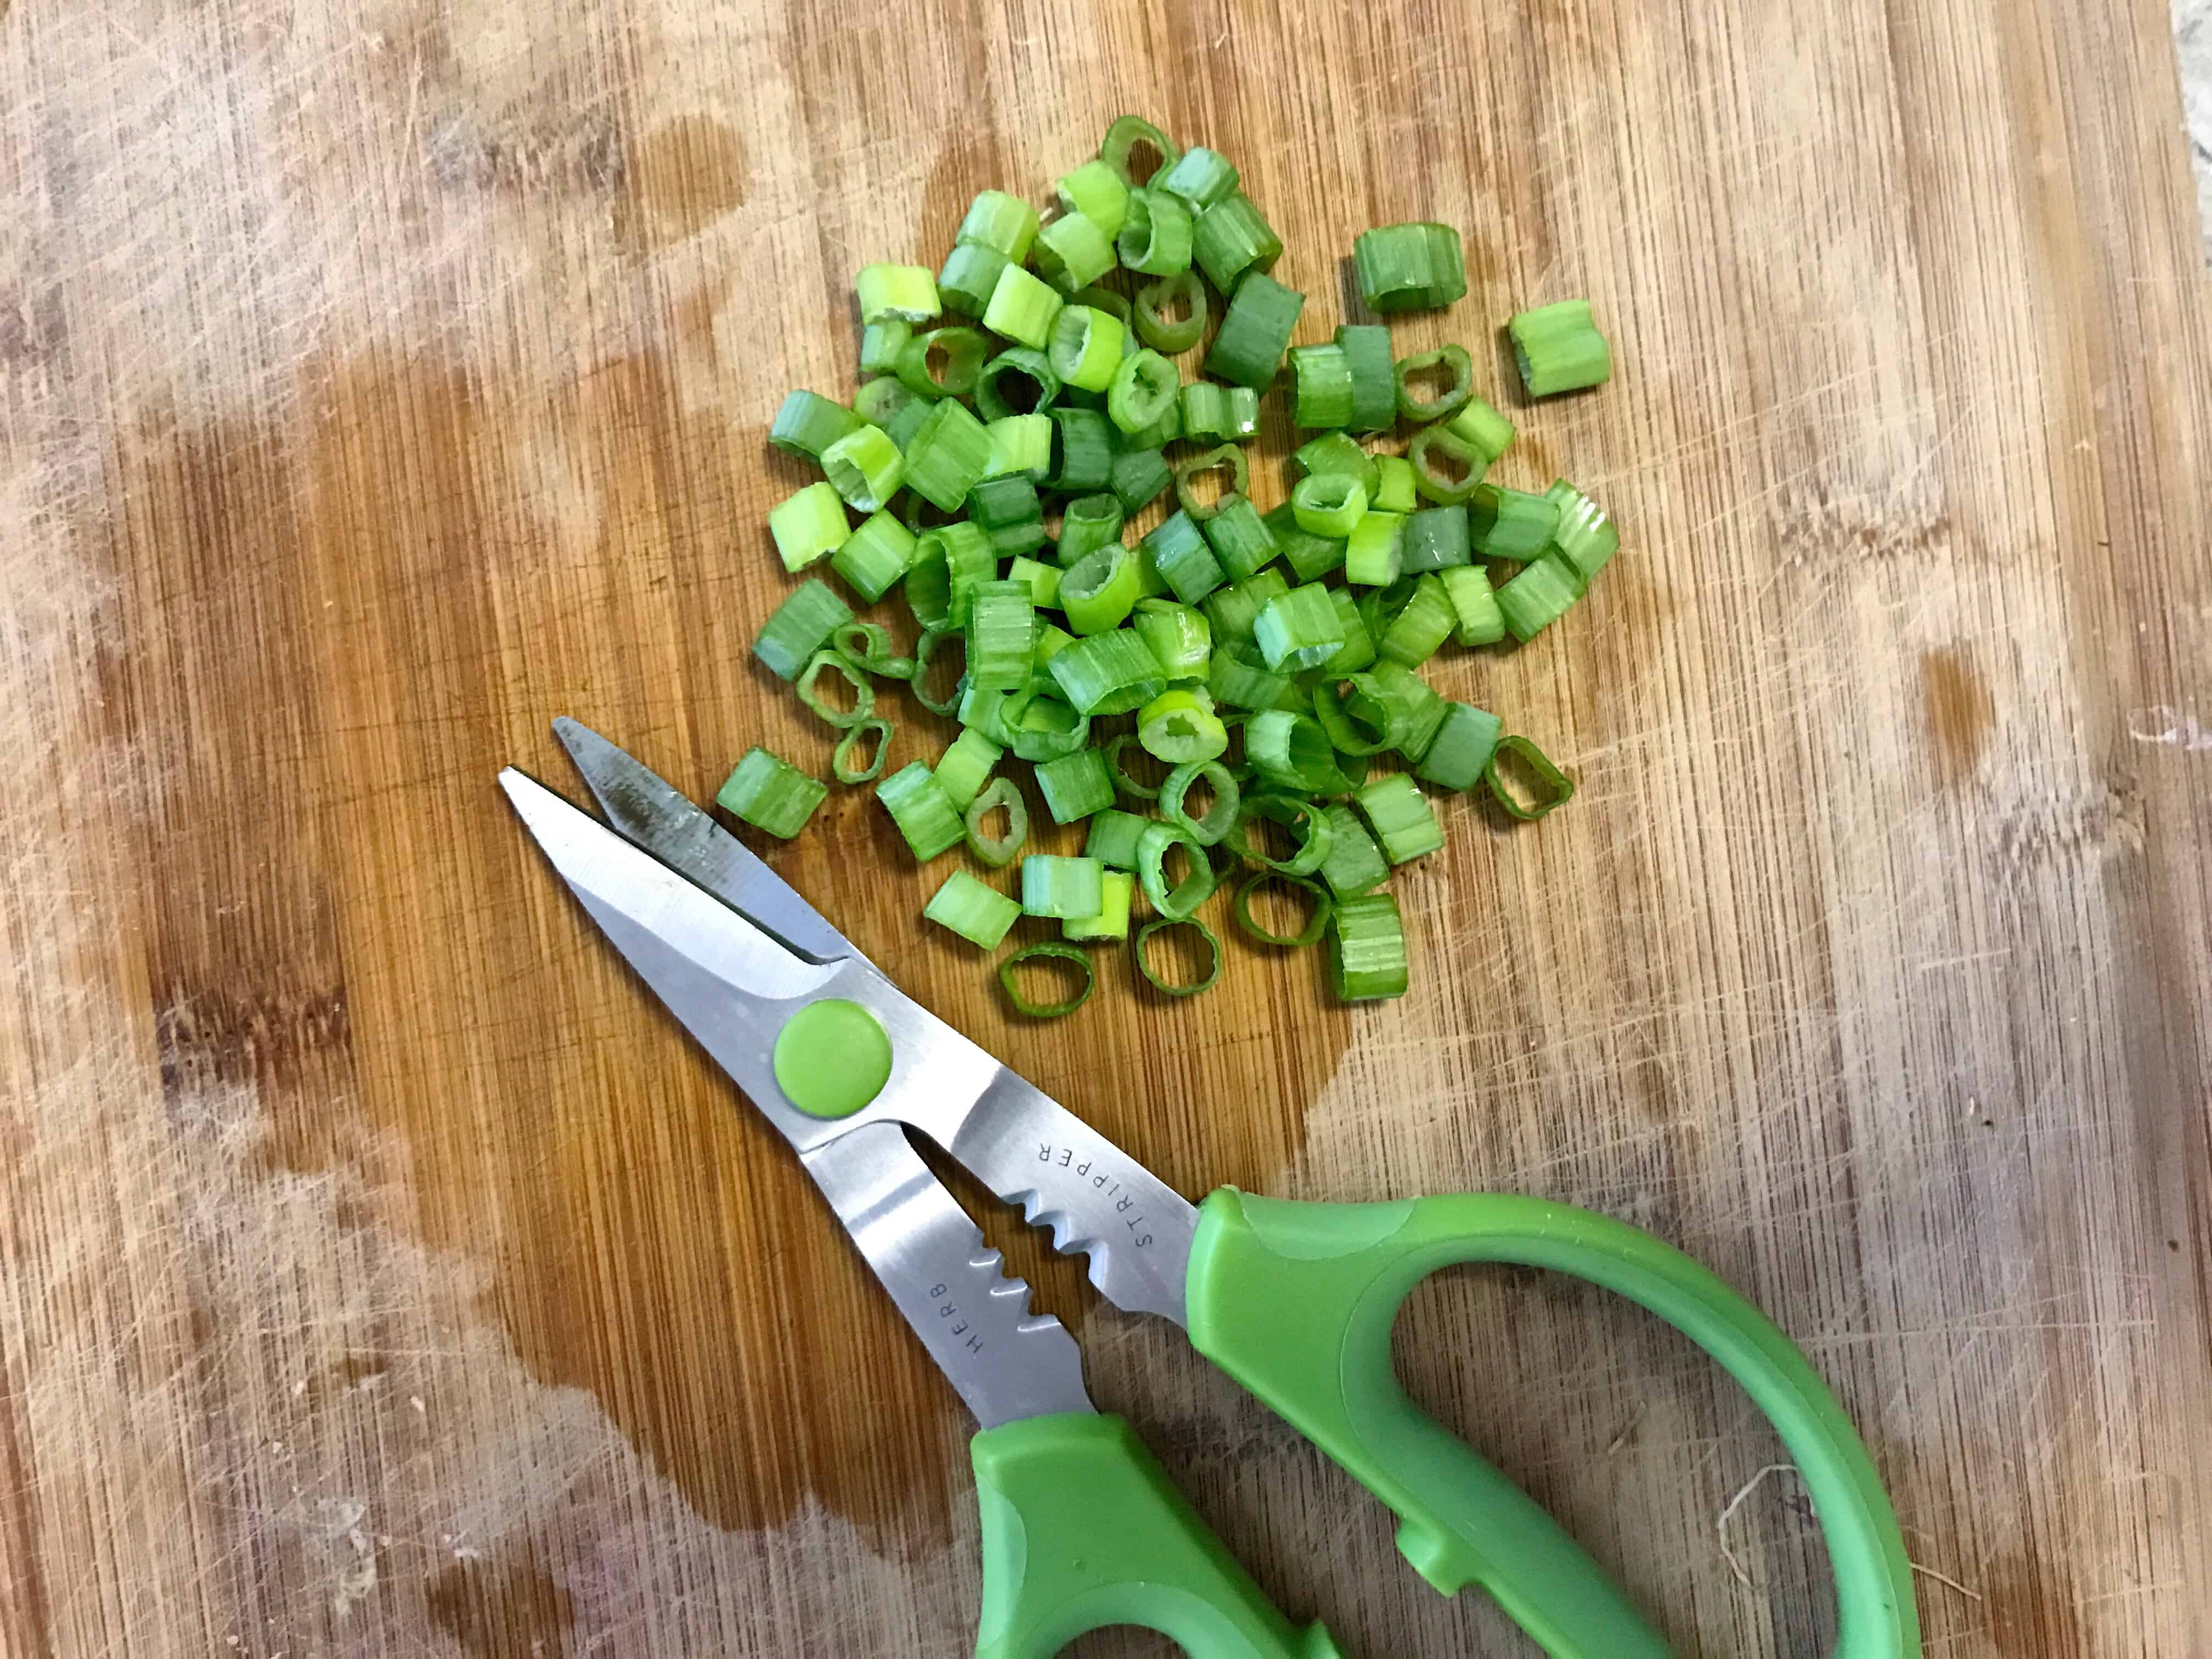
[3,0,2209,1654]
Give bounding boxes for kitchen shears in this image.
[500,719,1920,1658]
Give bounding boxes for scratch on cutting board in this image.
[2128,705,2212,752]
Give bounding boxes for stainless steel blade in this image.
[802,1121,1091,1427]
[553,716,854,962]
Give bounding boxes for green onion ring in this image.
[831,718,894,785]
[1135,917,1223,998]
[998,941,1095,1018]
[1232,871,1332,948]
[796,649,874,730]
[912,626,966,718]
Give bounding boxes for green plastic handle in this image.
[1184,1190,1921,1659]
[972,1412,1343,1659]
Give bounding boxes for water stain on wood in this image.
[619,115,749,251]
[1921,644,1993,783]
[426,1555,577,1659]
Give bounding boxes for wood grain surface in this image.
[4,0,2209,1654]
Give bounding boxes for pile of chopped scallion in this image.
[741,115,1616,1016]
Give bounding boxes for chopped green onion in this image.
[1110,445,1173,514]
[1155,145,1239,213]
[1444,397,1515,465]
[1320,588,1376,674]
[1317,803,1389,899]
[936,242,1009,318]
[1006,556,1061,608]
[884,397,934,452]
[1032,620,1075,670]
[1193,193,1283,291]
[1009,691,1091,762]
[1407,426,1483,506]
[1034,748,1116,823]
[934,726,1001,809]
[1264,502,1347,583]
[958,190,1041,261]
[975,347,1060,422]
[1201,494,1278,581]
[1378,573,1455,667]
[1142,511,1227,603]
[1058,543,1143,635]
[901,398,993,510]
[830,508,918,600]
[1105,732,1166,800]
[1022,854,1105,918]
[1056,493,1125,568]
[1228,793,1336,877]
[1351,222,1465,313]
[1548,481,1621,584]
[1288,343,1355,429]
[1470,482,1561,560]
[1135,917,1223,997]
[1292,430,1380,500]
[1102,116,1180,188]
[832,718,895,785]
[716,747,828,840]
[1048,407,1116,493]
[1234,871,1332,947]
[1063,869,1135,941]
[896,326,990,399]
[1392,343,1474,424]
[983,262,1064,349]
[1355,772,1444,864]
[963,775,1029,865]
[924,868,1022,949]
[1133,270,1207,355]
[1312,674,1403,757]
[1120,394,1182,450]
[1047,628,1165,715]
[1255,582,1347,672]
[853,376,916,428]
[1084,809,1152,870]
[967,472,1041,528]
[1138,689,1230,764]
[1373,455,1417,514]
[1207,637,1294,710]
[1414,702,1503,791]
[1070,284,1132,326]
[1291,473,1366,539]
[1056,159,1131,238]
[1204,272,1304,389]
[1334,324,1397,433]
[797,648,876,729]
[1496,554,1584,641]
[1178,380,1234,443]
[1108,348,1180,433]
[1116,188,1193,275]
[1160,758,1240,845]
[833,619,911,679]
[985,413,1054,479]
[959,684,1022,748]
[912,624,964,713]
[876,760,966,860]
[1173,443,1249,521]
[1133,599,1212,682]
[1509,299,1613,396]
[999,941,1094,1018]
[1246,709,1353,795]
[906,533,952,628]
[857,263,940,324]
[1400,506,1471,574]
[928,521,997,626]
[1048,304,1126,392]
[1203,568,1289,646]
[1345,511,1404,585]
[1136,821,1218,918]
[1367,658,1449,760]
[966,579,1036,691]
[1485,733,1575,819]
[1438,565,1506,645]
[1329,891,1408,1000]
[753,577,854,681]
[768,481,852,571]
[1032,211,1116,295]
[860,318,911,377]
[770,389,865,461]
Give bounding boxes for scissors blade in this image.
[552,716,854,963]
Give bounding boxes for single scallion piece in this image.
[1334,324,1397,433]
[1312,675,1402,758]
[1246,710,1354,796]
[1084,809,1152,870]
[1155,145,1239,213]
[1009,691,1092,762]
[1292,430,1380,500]
[1142,511,1227,604]
[1509,299,1613,396]
[1173,443,1249,521]
[1234,871,1332,949]
[963,775,1029,865]
[1102,115,1180,188]
[1070,283,1132,325]
[1329,891,1408,1000]
[1289,343,1355,429]
[1355,772,1444,864]
[967,471,1041,528]
[1407,426,1485,506]
[1136,916,1223,998]
[1032,211,1116,295]
[933,726,1002,810]
[1108,348,1180,435]
[832,718,895,785]
[928,521,997,627]
[1160,758,1240,845]
[1204,272,1304,389]
[1495,554,1584,641]
[1255,582,1347,672]
[1193,192,1283,291]
[797,648,876,729]
[1062,869,1135,942]
[1022,854,1105,919]
[1392,343,1475,424]
[716,748,828,840]
[1116,188,1194,275]
[1138,689,1230,764]
[853,376,915,428]
[1056,492,1125,568]
[753,577,854,681]
[901,398,993,510]
[924,868,1022,949]
[1548,481,1621,584]
[937,241,1010,318]
[768,480,853,571]
[876,760,966,860]
[911,624,963,713]
[1484,733,1575,819]
[1136,821,1218,918]
[1207,637,1294,710]
[1056,158,1132,238]
[985,413,1054,480]
[1373,455,1417,514]
[1470,482,1561,560]
[1199,493,1277,582]
[833,619,912,679]
[1120,395,1182,450]
[998,941,1094,1018]
[1265,503,1347,583]
[1132,599,1211,682]
[1105,732,1166,801]
[1439,565,1506,645]
[1377,573,1455,667]
[1317,802,1389,899]
[896,326,990,399]
[1058,543,1143,635]
[1367,658,1449,761]
[1228,793,1336,877]
[1048,627,1166,715]
[1414,702,1503,791]
[1006,555,1060,608]
[770,389,865,461]
[1321,586,1377,675]
[1400,506,1472,574]
[1351,222,1466,313]
[884,397,934,453]
[975,347,1061,422]
[1444,397,1516,465]
[1345,510,1405,586]
[1048,304,1126,393]
[966,579,1036,691]
[1133,270,1207,354]
[860,317,911,377]
[857,263,940,324]
[958,190,1042,262]
[1203,568,1289,646]
[983,262,1065,350]
[830,509,917,600]
[1032,620,1074,670]
[1048,407,1116,493]
[1034,748,1116,823]
[1178,380,1234,443]
[1291,473,1366,539]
